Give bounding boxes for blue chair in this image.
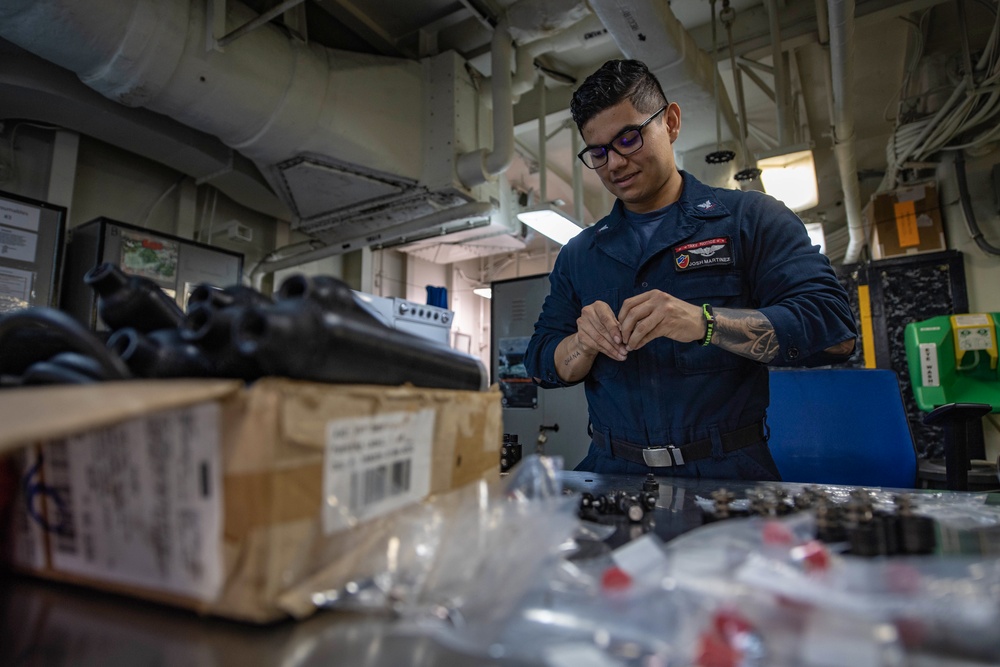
[767,368,918,488]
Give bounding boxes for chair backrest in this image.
[767,368,918,488]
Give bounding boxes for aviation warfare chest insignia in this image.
[673,237,733,271]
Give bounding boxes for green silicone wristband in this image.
[701,303,715,347]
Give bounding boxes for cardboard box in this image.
[865,180,948,259]
[0,378,501,623]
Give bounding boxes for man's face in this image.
[580,100,681,213]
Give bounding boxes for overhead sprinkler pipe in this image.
[457,16,515,187]
[764,0,791,146]
[706,0,735,165]
[827,0,866,263]
[721,1,760,183]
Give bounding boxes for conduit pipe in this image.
[827,0,867,264]
[764,0,790,145]
[457,17,515,187]
[538,74,548,201]
[484,14,613,107]
[814,0,837,131]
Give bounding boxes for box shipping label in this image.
[323,409,435,535]
[27,403,224,601]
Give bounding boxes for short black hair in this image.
[570,59,668,130]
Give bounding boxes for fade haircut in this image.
[570,59,668,130]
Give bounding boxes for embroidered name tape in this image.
[674,237,733,271]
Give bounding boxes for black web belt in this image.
[592,421,765,468]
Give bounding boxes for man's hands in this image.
[554,288,796,382]
[553,301,627,383]
[577,300,627,361]
[554,291,705,382]
[618,290,704,350]
[579,291,704,357]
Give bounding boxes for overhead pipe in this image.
[457,16,515,188]
[721,3,757,183]
[483,14,613,108]
[827,0,867,264]
[764,0,791,145]
[538,74,548,201]
[814,0,837,132]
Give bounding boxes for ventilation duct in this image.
[0,40,290,219]
[0,0,510,248]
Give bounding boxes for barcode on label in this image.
[324,410,433,535]
[348,459,412,512]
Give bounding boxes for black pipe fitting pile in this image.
[0,263,485,392]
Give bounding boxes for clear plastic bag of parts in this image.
[474,535,716,666]
[415,488,716,665]
[281,455,580,630]
[281,454,712,664]
[663,507,1000,665]
[483,483,1000,666]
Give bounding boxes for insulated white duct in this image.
[457,17,515,188]
[0,0,512,248]
[0,39,291,219]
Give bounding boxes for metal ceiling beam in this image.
[739,62,775,103]
[217,0,306,47]
[690,0,949,61]
[311,0,414,57]
[399,3,470,56]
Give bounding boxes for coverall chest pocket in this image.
[580,288,621,381]
[670,271,747,374]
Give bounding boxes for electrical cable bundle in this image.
[885,2,1000,187]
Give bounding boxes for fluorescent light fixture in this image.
[516,205,583,246]
[804,222,827,255]
[473,287,492,299]
[757,145,819,213]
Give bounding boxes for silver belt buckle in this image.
[642,445,684,467]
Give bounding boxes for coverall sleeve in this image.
[745,194,858,367]
[523,248,584,388]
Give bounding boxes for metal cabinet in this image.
[490,274,590,469]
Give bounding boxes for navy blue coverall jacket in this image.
[523,171,858,478]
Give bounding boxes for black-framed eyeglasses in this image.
[577,105,667,169]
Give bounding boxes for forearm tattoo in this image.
[712,308,779,362]
[562,349,584,366]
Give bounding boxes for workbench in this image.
[3,471,999,666]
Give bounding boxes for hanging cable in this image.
[954,149,1000,256]
[884,1,1000,188]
